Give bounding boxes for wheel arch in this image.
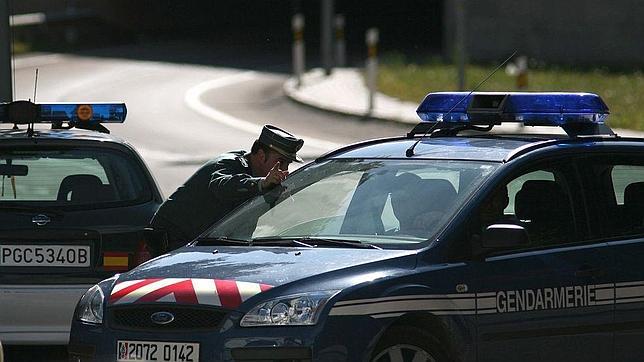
[370,312,470,362]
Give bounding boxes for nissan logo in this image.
[32,214,51,226]
[150,311,175,325]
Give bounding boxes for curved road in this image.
[6,42,411,360]
[13,45,410,196]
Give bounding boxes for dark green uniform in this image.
[150,150,263,249]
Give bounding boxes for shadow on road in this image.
[4,345,68,362]
[69,39,296,74]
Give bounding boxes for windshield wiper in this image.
[253,236,382,250]
[192,236,250,246]
[302,237,383,250]
[251,236,315,248]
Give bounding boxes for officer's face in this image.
[261,150,291,173]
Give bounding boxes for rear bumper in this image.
[0,284,93,345]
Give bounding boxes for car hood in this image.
[108,246,416,309]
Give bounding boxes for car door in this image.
[471,159,614,362]
[578,153,644,361]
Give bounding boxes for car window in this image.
[476,163,579,248]
[612,165,644,205]
[582,155,644,239]
[253,168,363,237]
[0,147,151,206]
[504,170,555,215]
[206,159,499,247]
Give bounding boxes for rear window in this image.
[0,147,151,206]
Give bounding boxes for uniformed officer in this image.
[149,125,304,251]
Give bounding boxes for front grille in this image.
[109,305,228,331]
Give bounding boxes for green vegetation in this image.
[377,54,644,130]
[12,41,32,54]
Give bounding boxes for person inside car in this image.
[479,185,512,229]
[390,173,456,237]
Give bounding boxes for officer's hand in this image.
[261,162,289,190]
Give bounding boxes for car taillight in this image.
[134,240,152,266]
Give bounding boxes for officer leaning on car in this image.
[149,125,304,250]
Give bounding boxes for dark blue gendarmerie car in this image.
[0,101,163,346]
[69,93,644,362]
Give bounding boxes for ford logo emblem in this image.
[32,214,51,226]
[150,311,175,325]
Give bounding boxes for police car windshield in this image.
[204,159,499,248]
[0,147,150,207]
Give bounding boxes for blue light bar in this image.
[40,103,127,126]
[0,101,127,125]
[416,92,609,126]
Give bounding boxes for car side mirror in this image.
[481,223,529,249]
[143,227,168,254]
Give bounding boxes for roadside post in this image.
[292,14,305,88]
[455,0,466,90]
[321,0,334,75]
[64,1,80,44]
[365,28,379,116]
[0,0,12,102]
[334,14,346,67]
[506,55,529,89]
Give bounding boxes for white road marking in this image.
[13,54,65,70]
[184,71,342,152]
[135,147,212,164]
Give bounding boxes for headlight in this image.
[240,290,338,327]
[75,284,104,324]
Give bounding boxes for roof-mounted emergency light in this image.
[0,101,127,134]
[416,92,609,126]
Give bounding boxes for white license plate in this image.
[117,341,199,362]
[0,245,90,267]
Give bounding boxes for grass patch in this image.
[377,54,644,130]
[11,41,32,55]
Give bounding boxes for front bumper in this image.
[69,312,384,362]
[0,284,92,345]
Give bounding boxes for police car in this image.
[0,101,163,346]
[69,92,644,362]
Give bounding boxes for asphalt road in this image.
[13,43,410,196]
[5,42,411,361]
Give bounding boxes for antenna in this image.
[33,68,39,102]
[405,51,517,158]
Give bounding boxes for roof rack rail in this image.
[407,122,494,138]
[407,120,616,138]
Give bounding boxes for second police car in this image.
[69,92,644,362]
[0,101,164,346]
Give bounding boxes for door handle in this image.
[575,266,604,278]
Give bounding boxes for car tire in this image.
[371,326,448,362]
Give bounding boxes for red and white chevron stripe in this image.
[108,278,273,309]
